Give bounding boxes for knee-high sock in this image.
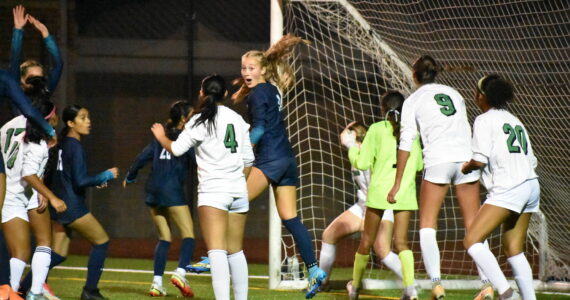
[282,217,317,268]
[508,253,536,300]
[208,249,230,300]
[381,251,403,280]
[85,242,109,290]
[420,228,441,282]
[475,240,491,285]
[19,251,66,293]
[178,238,195,269]
[318,242,336,281]
[10,258,26,291]
[467,243,510,294]
[30,246,51,295]
[0,232,10,285]
[352,253,369,289]
[153,240,170,285]
[228,250,248,300]
[398,250,415,287]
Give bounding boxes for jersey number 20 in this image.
[503,123,528,154]
[224,124,238,153]
[434,94,457,116]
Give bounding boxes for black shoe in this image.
[81,287,107,300]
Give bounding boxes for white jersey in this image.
[352,167,370,206]
[0,116,49,207]
[471,108,538,194]
[171,105,254,196]
[400,83,472,168]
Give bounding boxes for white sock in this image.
[475,240,491,285]
[175,267,186,277]
[467,243,510,294]
[228,250,248,300]
[30,247,52,295]
[208,249,230,300]
[419,228,441,282]
[10,257,27,291]
[507,253,536,300]
[153,275,162,286]
[318,242,336,282]
[381,251,403,280]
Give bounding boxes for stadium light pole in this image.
[269,0,283,290]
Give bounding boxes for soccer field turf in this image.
[43,256,569,299]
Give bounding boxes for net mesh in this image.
[278,0,569,284]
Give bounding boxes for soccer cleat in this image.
[148,283,167,297]
[346,280,359,300]
[431,282,445,300]
[170,272,194,297]
[41,283,61,300]
[500,290,521,300]
[185,257,210,273]
[25,293,48,300]
[305,266,327,299]
[474,283,494,300]
[80,287,107,300]
[401,285,419,300]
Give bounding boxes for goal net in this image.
[272,0,570,290]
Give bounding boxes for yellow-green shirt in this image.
[349,121,423,210]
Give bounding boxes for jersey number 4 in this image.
[503,123,528,154]
[3,128,25,169]
[434,94,457,116]
[224,124,238,153]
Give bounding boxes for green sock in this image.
[352,252,369,289]
[399,250,415,287]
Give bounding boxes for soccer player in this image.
[319,122,403,291]
[344,91,423,300]
[463,75,538,300]
[50,105,119,300]
[10,5,63,95]
[387,55,492,299]
[234,34,327,298]
[124,100,196,297]
[0,85,66,300]
[152,74,254,300]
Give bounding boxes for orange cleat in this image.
[170,273,194,297]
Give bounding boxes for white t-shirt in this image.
[471,108,538,194]
[171,106,254,196]
[399,83,472,168]
[0,116,49,207]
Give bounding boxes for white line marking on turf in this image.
[53,265,269,279]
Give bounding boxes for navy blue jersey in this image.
[125,130,195,207]
[52,137,113,224]
[248,82,295,164]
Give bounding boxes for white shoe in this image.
[346,280,359,300]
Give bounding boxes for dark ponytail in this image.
[25,100,56,144]
[192,74,226,134]
[381,91,405,141]
[24,76,50,100]
[477,74,513,110]
[59,104,84,140]
[165,100,192,139]
[412,55,442,84]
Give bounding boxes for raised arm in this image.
[10,5,27,81]
[29,15,63,92]
[152,122,200,157]
[344,124,377,171]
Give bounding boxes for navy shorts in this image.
[53,200,89,226]
[256,157,298,187]
[145,190,187,208]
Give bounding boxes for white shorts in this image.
[485,179,540,214]
[424,162,480,185]
[1,194,39,223]
[198,193,249,213]
[348,202,394,223]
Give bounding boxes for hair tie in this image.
[477,76,487,95]
[385,109,400,124]
[44,106,57,120]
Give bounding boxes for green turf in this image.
[42,255,569,300]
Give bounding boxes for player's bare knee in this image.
[393,239,409,253]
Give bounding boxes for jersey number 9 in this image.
[434,93,457,116]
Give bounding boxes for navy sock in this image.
[0,232,9,285]
[178,238,195,269]
[19,251,66,293]
[85,242,109,290]
[282,216,317,268]
[154,240,171,276]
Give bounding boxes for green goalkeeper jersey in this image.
[349,121,423,210]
